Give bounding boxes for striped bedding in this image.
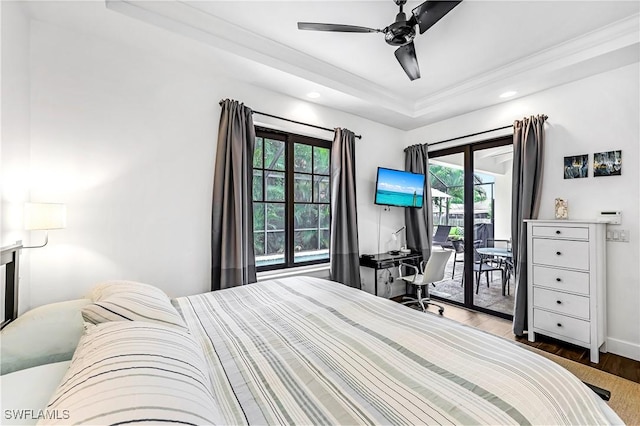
[39,321,223,425]
[174,276,620,425]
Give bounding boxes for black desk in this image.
[359,252,423,296]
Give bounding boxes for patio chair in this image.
[432,225,452,246]
[486,238,510,268]
[503,257,514,295]
[473,241,503,294]
[450,239,465,279]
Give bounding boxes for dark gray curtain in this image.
[404,144,433,261]
[512,114,547,335]
[211,99,257,290]
[330,128,361,288]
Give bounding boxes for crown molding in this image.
[106,1,639,126]
[106,0,414,116]
[412,13,640,115]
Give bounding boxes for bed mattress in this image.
[174,276,621,425]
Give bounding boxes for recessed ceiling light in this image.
[306,92,321,99]
[499,91,517,98]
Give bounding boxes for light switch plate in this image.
[619,229,630,242]
[606,229,630,242]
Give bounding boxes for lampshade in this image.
[25,203,67,230]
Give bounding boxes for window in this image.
[252,128,331,270]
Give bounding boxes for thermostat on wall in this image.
[599,211,621,224]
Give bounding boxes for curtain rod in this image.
[218,100,361,139]
[252,110,361,139]
[426,115,549,148]
[427,124,513,147]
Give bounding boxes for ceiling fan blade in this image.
[411,0,462,34]
[297,22,381,33]
[394,42,420,81]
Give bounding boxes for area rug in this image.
[519,343,640,425]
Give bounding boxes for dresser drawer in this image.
[531,226,589,240]
[533,309,590,344]
[533,287,590,319]
[532,239,589,270]
[531,265,590,295]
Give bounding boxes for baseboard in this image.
[606,337,640,361]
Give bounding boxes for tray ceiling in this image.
[27,1,640,130]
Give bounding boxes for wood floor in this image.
[396,297,640,383]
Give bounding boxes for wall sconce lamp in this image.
[24,202,67,249]
[0,203,66,328]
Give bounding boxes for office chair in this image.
[398,249,452,315]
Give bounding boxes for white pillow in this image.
[87,280,170,301]
[82,280,187,329]
[0,361,71,425]
[39,321,222,425]
[1,299,90,375]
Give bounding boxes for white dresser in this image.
[525,220,607,363]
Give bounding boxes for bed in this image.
[1,361,72,425]
[1,242,21,329]
[1,276,623,425]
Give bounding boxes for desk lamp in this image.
[390,226,406,254]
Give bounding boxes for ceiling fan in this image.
[298,0,462,81]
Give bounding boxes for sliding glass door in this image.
[429,137,514,318]
[471,144,514,316]
[428,152,465,305]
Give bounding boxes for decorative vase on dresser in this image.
[525,220,607,363]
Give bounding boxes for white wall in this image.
[493,159,513,240]
[6,4,637,360]
[1,1,32,313]
[405,63,640,360]
[17,19,404,306]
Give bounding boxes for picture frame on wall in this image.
[593,150,622,177]
[564,154,588,179]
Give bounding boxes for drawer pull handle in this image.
[556,300,562,304]
[556,278,562,282]
[556,230,561,235]
[557,323,563,327]
[556,251,562,256]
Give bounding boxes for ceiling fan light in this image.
[384,26,416,46]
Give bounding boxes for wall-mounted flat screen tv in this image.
[375,167,425,208]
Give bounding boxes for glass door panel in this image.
[428,152,465,305]
[472,145,514,315]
